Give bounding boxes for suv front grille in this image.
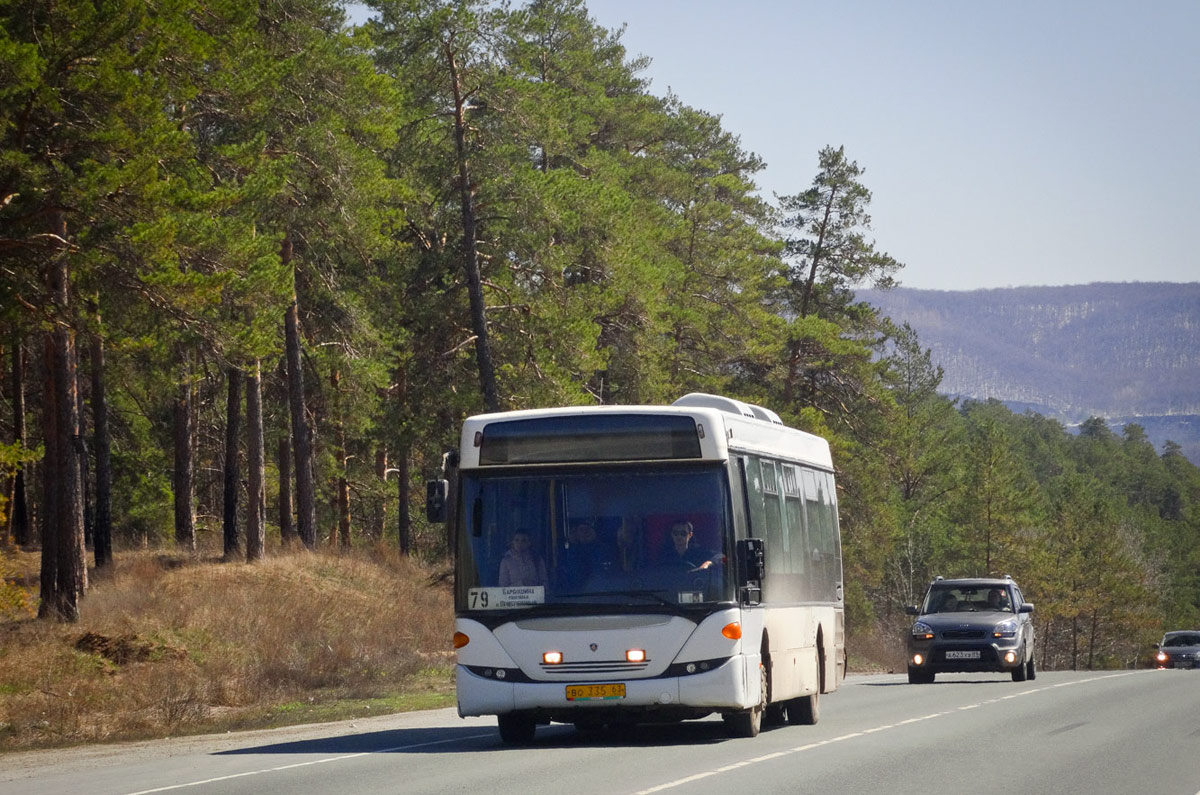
[941,630,986,640]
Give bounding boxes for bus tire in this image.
[787,691,819,725]
[788,644,823,725]
[498,713,536,744]
[724,661,766,738]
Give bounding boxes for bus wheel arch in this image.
[786,628,823,726]
[816,627,827,693]
[724,634,768,738]
[761,634,787,727]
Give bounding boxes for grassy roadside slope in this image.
[0,547,455,752]
[1,545,902,753]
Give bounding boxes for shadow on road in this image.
[215,718,749,756]
[862,677,1024,687]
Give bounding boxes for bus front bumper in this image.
[456,656,753,720]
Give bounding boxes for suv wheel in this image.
[907,667,934,684]
[1011,648,1029,682]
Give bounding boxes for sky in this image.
[578,1,1200,291]
[347,1,1200,292]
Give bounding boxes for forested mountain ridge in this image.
[859,282,1200,461]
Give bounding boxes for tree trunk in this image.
[278,436,294,546]
[246,360,265,562]
[173,362,195,551]
[397,449,411,556]
[446,39,500,412]
[38,332,61,618]
[1087,609,1099,671]
[89,311,112,569]
[37,214,86,621]
[330,367,351,549]
[283,236,317,549]
[222,366,242,560]
[9,335,30,547]
[76,365,91,554]
[372,446,387,541]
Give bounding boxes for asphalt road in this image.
[3,669,1198,795]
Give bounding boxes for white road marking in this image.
[631,671,1147,795]
[122,733,494,795]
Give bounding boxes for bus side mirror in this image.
[737,538,765,582]
[426,479,448,523]
[736,538,765,606]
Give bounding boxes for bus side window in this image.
[782,465,807,576]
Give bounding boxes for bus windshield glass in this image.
[456,465,733,612]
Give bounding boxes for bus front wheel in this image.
[497,713,536,745]
[724,661,766,738]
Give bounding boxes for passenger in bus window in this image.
[498,530,547,587]
[615,524,638,571]
[559,521,602,587]
[661,521,714,572]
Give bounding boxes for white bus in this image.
[427,393,845,743]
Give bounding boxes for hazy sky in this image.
[580,1,1200,290]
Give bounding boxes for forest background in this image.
[2,0,1199,746]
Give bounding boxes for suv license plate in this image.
[945,650,981,660]
[566,683,626,701]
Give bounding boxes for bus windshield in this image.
[456,465,733,612]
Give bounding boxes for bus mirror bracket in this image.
[737,538,765,605]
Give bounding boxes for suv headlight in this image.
[993,619,1018,638]
[912,621,934,640]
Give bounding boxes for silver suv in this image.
[905,576,1035,684]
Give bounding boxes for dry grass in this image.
[846,623,909,675]
[0,545,455,752]
[0,544,908,752]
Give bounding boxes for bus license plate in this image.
[566,683,626,701]
[945,650,980,660]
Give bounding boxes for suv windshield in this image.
[922,584,1013,614]
[456,465,734,612]
[1164,634,1200,647]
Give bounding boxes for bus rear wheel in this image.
[787,691,819,725]
[497,713,536,745]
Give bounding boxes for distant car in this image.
[1154,631,1200,669]
[905,575,1036,684]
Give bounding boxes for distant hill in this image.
[857,282,1200,463]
